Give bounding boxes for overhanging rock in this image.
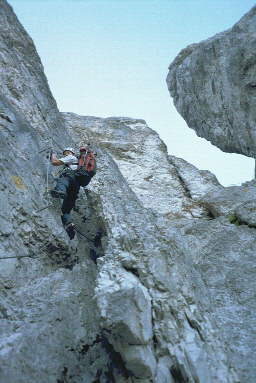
[167,6,256,158]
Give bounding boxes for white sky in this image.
[8,0,256,186]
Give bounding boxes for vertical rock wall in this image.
[0,1,255,382]
[0,1,113,381]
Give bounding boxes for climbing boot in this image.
[50,189,67,199]
[65,223,76,240]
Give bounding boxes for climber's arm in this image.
[51,153,64,166]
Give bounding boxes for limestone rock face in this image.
[171,216,256,382]
[168,155,222,200]
[62,113,245,383]
[199,183,256,217]
[167,6,256,157]
[0,1,255,383]
[62,113,222,219]
[235,200,256,226]
[0,0,64,142]
[0,1,110,381]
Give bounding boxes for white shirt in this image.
[59,154,78,170]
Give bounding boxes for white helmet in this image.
[63,147,75,155]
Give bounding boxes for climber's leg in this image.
[60,176,80,239]
[51,176,70,199]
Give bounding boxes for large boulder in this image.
[167,6,256,158]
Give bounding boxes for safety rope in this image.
[35,203,53,213]
[0,140,98,261]
[45,138,54,206]
[0,229,97,260]
[73,225,94,243]
[46,151,51,196]
[0,255,33,260]
[0,242,49,261]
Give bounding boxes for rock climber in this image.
[50,147,95,240]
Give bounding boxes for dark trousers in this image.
[55,173,80,226]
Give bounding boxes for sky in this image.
[8,0,256,186]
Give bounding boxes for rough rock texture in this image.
[168,155,222,200]
[199,183,256,217]
[166,7,256,381]
[168,216,256,382]
[0,0,64,143]
[0,1,110,381]
[62,113,222,219]
[61,113,236,382]
[235,200,256,226]
[167,6,256,158]
[0,1,255,383]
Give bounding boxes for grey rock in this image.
[235,200,256,226]
[0,0,65,145]
[122,345,157,379]
[96,266,153,345]
[167,6,256,157]
[242,179,256,188]
[63,113,221,219]
[168,155,223,200]
[0,1,112,381]
[199,184,256,217]
[0,1,254,382]
[171,217,256,382]
[85,146,235,382]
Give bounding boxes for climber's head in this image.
[63,147,75,156]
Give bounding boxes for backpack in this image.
[75,146,97,186]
